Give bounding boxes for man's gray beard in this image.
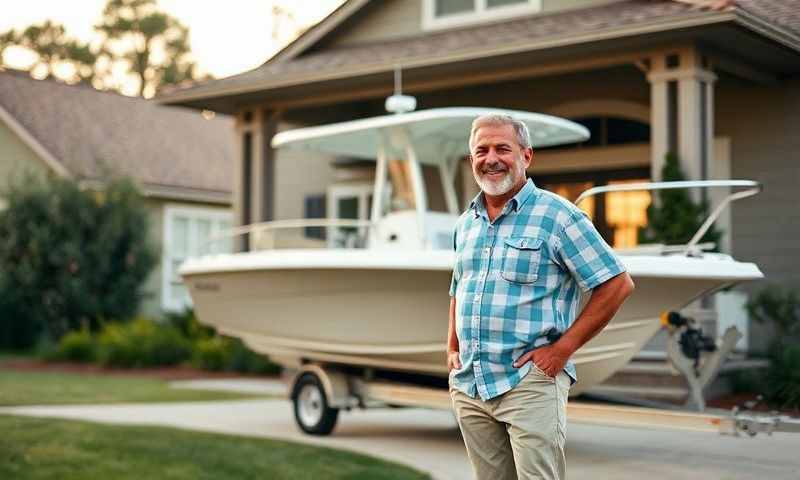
[475,170,516,196]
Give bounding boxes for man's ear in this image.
[523,147,533,168]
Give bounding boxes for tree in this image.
[0,176,157,349]
[0,21,97,84]
[95,0,209,97]
[638,152,722,248]
[0,0,211,97]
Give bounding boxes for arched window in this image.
[542,116,650,149]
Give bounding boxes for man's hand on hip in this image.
[447,350,462,371]
[513,339,576,377]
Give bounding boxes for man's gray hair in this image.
[469,114,532,150]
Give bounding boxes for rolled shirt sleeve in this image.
[556,212,626,292]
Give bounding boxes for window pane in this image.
[172,216,189,256]
[572,117,604,147]
[217,220,233,253]
[606,117,651,145]
[196,219,212,255]
[487,0,527,7]
[606,179,652,248]
[436,0,474,16]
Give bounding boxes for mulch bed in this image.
[0,358,275,381]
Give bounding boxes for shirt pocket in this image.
[501,236,543,284]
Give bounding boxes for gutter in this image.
[79,178,231,205]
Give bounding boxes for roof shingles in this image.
[160,0,800,105]
[0,70,234,196]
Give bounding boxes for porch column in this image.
[234,110,256,252]
[647,49,716,202]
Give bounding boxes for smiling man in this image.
[447,114,635,479]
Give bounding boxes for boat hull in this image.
[182,251,761,396]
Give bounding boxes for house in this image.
[158,0,800,357]
[0,69,236,316]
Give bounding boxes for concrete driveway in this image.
[2,379,798,480]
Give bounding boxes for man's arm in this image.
[447,296,461,371]
[513,271,635,376]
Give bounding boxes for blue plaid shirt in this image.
[449,179,626,400]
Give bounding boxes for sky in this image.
[0,0,344,86]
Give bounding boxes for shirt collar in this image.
[470,179,539,218]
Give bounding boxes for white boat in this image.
[180,107,763,396]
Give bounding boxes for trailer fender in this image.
[290,364,355,409]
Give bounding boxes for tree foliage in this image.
[95,0,208,97]
[0,21,97,84]
[0,176,157,349]
[638,152,722,248]
[0,0,210,97]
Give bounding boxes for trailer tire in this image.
[292,373,339,435]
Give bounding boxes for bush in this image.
[638,152,722,247]
[745,285,800,410]
[52,329,96,363]
[97,318,191,368]
[192,336,232,371]
[0,175,157,348]
[191,336,281,375]
[226,339,281,375]
[165,308,214,342]
[764,345,800,410]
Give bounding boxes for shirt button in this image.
[483,247,490,254]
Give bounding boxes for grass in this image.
[0,370,266,406]
[0,415,430,480]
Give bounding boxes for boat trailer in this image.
[286,363,800,437]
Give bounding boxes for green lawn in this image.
[0,415,430,480]
[0,370,266,406]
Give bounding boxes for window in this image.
[304,194,327,240]
[424,0,540,30]
[534,168,651,249]
[538,116,651,151]
[327,184,372,248]
[162,206,233,312]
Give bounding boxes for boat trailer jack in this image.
[662,311,741,411]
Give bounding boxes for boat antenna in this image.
[385,65,417,114]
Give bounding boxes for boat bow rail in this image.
[198,218,375,254]
[574,180,762,257]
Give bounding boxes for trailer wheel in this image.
[292,373,339,435]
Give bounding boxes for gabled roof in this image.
[0,70,234,204]
[158,0,800,113]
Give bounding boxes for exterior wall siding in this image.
[139,198,165,319]
[326,0,620,48]
[0,121,49,202]
[716,77,800,352]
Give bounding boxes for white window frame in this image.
[162,204,233,313]
[422,0,542,31]
[327,183,373,248]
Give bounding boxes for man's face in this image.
[470,124,533,197]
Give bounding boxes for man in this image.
[448,114,635,479]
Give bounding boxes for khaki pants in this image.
[449,366,570,480]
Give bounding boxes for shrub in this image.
[227,338,281,375]
[165,308,214,342]
[52,329,96,363]
[192,336,232,371]
[97,318,191,368]
[745,285,800,410]
[638,152,722,248]
[0,175,157,348]
[764,344,800,411]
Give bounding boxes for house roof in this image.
[158,0,800,113]
[0,69,234,204]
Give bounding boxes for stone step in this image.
[588,358,770,404]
